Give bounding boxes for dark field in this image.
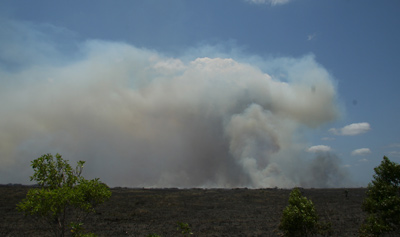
[1,185,369,236]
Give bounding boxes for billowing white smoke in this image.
[0,20,350,188]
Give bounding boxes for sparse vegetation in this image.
[177,222,193,235]
[16,153,111,237]
[147,234,161,237]
[360,156,400,236]
[2,186,367,236]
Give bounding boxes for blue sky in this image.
[0,0,399,187]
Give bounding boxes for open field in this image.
[1,185,369,236]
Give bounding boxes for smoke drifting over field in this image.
[0,20,350,188]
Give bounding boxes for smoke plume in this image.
[0,20,351,188]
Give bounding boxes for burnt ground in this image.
[0,185,371,236]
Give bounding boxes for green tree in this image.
[17,153,112,237]
[279,188,319,236]
[360,156,400,236]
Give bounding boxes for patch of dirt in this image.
[0,185,368,236]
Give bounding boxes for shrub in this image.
[177,222,193,235]
[360,156,400,236]
[17,153,111,237]
[279,188,320,236]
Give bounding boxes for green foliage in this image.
[17,153,111,237]
[70,222,97,237]
[177,222,193,235]
[360,156,400,236]
[279,188,320,236]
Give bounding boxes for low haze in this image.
[0,0,399,188]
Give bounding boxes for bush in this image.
[177,222,193,235]
[360,156,400,236]
[17,153,112,237]
[279,188,321,236]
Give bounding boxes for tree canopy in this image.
[360,156,400,236]
[17,153,111,237]
[279,188,320,236]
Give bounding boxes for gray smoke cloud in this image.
[0,20,351,188]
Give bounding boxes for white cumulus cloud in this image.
[351,148,371,156]
[329,122,371,136]
[307,145,332,153]
[245,0,291,6]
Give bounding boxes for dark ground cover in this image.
[1,185,369,236]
